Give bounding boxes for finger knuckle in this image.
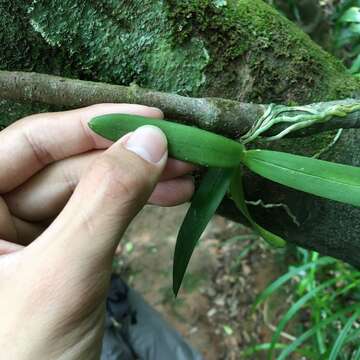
[90,155,149,201]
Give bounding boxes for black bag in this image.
[101,275,204,360]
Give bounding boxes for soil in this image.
[115,205,294,360]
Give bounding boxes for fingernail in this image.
[125,125,167,163]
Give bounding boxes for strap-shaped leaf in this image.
[268,277,338,359]
[89,114,244,168]
[242,150,360,207]
[173,168,234,296]
[229,167,286,248]
[340,7,360,23]
[329,312,360,360]
[278,303,360,360]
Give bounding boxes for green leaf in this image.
[89,113,244,168]
[344,325,360,345]
[241,343,317,359]
[268,278,338,360]
[350,22,360,33]
[353,346,360,360]
[335,28,358,48]
[242,150,360,207]
[329,312,359,360]
[350,54,360,74]
[340,7,360,23]
[278,304,360,360]
[254,256,335,308]
[173,168,234,296]
[229,167,286,248]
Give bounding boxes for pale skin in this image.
[0,104,195,359]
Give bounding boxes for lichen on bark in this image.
[28,0,210,95]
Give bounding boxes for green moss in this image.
[166,0,249,57]
[166,0,251,99]
[166,0,359,103]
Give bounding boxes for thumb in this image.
[34,125,168,269]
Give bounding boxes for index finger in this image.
[0,104,163,193]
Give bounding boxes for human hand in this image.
[0,104,195,359]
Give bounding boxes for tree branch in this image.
[0,71,263,137]
[0,71,359,138]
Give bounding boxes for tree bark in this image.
[1,0,360,267]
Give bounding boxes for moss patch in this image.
[166,0,359,103]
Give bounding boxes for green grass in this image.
[244,247,360,359]
[268,0,360,75]
[333,0,360,73]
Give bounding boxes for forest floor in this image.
[115,205,297,360]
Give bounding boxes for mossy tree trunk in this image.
[1,0,360,267]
